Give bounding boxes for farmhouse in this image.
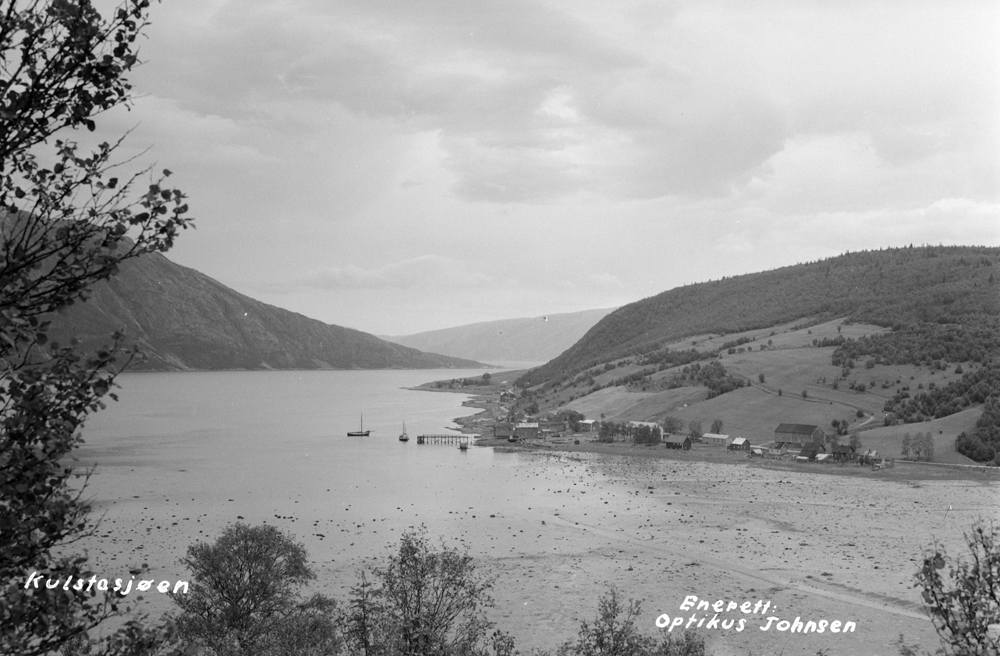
[774,423,826,449]
[831,445,856,462]
[578,419,597,432]
[702,432,729,447]
[665,435,692,450]
[728,437,750,452]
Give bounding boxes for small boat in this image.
[347,413,370,437]
[459,438,468,451]
[399,422,409,442]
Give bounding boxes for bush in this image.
[557,586,705,656]
[343,527,512,656]
[907,519,1000,655]
[172,523,339,656]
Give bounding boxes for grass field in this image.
[543,316,985,467]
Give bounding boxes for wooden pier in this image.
[416,434,476,445]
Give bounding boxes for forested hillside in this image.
[519,246,999,387]
[47,251,483,371]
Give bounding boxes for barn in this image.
[515,422,539,440]
[774,423,826,449]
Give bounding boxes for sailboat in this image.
[398,422,409,442]
[347,414,370,437]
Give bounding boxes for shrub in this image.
[557,586,705,656]
[343,527,512,656]
[907,520,1000,656]
[172,523,339,655]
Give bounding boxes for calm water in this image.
[76,369,603,578]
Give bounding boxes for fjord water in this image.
[76,369,592,581]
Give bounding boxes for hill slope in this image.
[521,246,999,386]
[49,252,483,371]
[382,308,615,364]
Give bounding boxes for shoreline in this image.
[415,379,1000,484]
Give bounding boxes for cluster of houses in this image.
[494,418,890,467]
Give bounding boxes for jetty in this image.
[417,434,477,445]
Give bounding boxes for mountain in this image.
[520,246,1000,386]
[382,308,615,364]
[48,252,484,371]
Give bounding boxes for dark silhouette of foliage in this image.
[556,586,705,656]
[908,520,1000,656]
[171,523,339,656]
[0,2,191,655]
[884,364,1000,458]
[833,323,1000,368]
[343,527,512,656]
[632,424,661,446]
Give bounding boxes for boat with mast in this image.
[398,422,409,442]
[347,413,370,437]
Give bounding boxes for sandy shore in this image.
[72,442,997,655]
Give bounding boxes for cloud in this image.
[294,255,493,291]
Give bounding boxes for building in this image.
[797,441,826,461]
[664,435,691,450]
[515,422,539,440]
[702,432,729,447]
[728,437,750,451]
[539,419,567,434]
[577,419,597,432]
[831,445,855,462]
[494,422,513,439]
[773,423,826,449]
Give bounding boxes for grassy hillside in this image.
[520,246,999,387]
[513,246,999,465]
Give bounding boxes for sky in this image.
[91,0,1000,335]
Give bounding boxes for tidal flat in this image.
[70,370,997,655]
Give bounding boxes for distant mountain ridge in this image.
[520,246,1000,386]
[49,252,483,371]
[382,308,615,364]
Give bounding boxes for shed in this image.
[494,423,513,439]
[774,423,826,449]
[664,435,691,450]
[578,419,597,432]
[702,432,729,447]
[728,437,750,451]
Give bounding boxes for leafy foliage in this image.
[171,523,339,656]
[0,1,191,655]
[956,396,1000,464]
[833,323,1000,369]
[883,363,1000,462]
[343,526,513,656]
[556,586,704,656]
[911,520,1000,656]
